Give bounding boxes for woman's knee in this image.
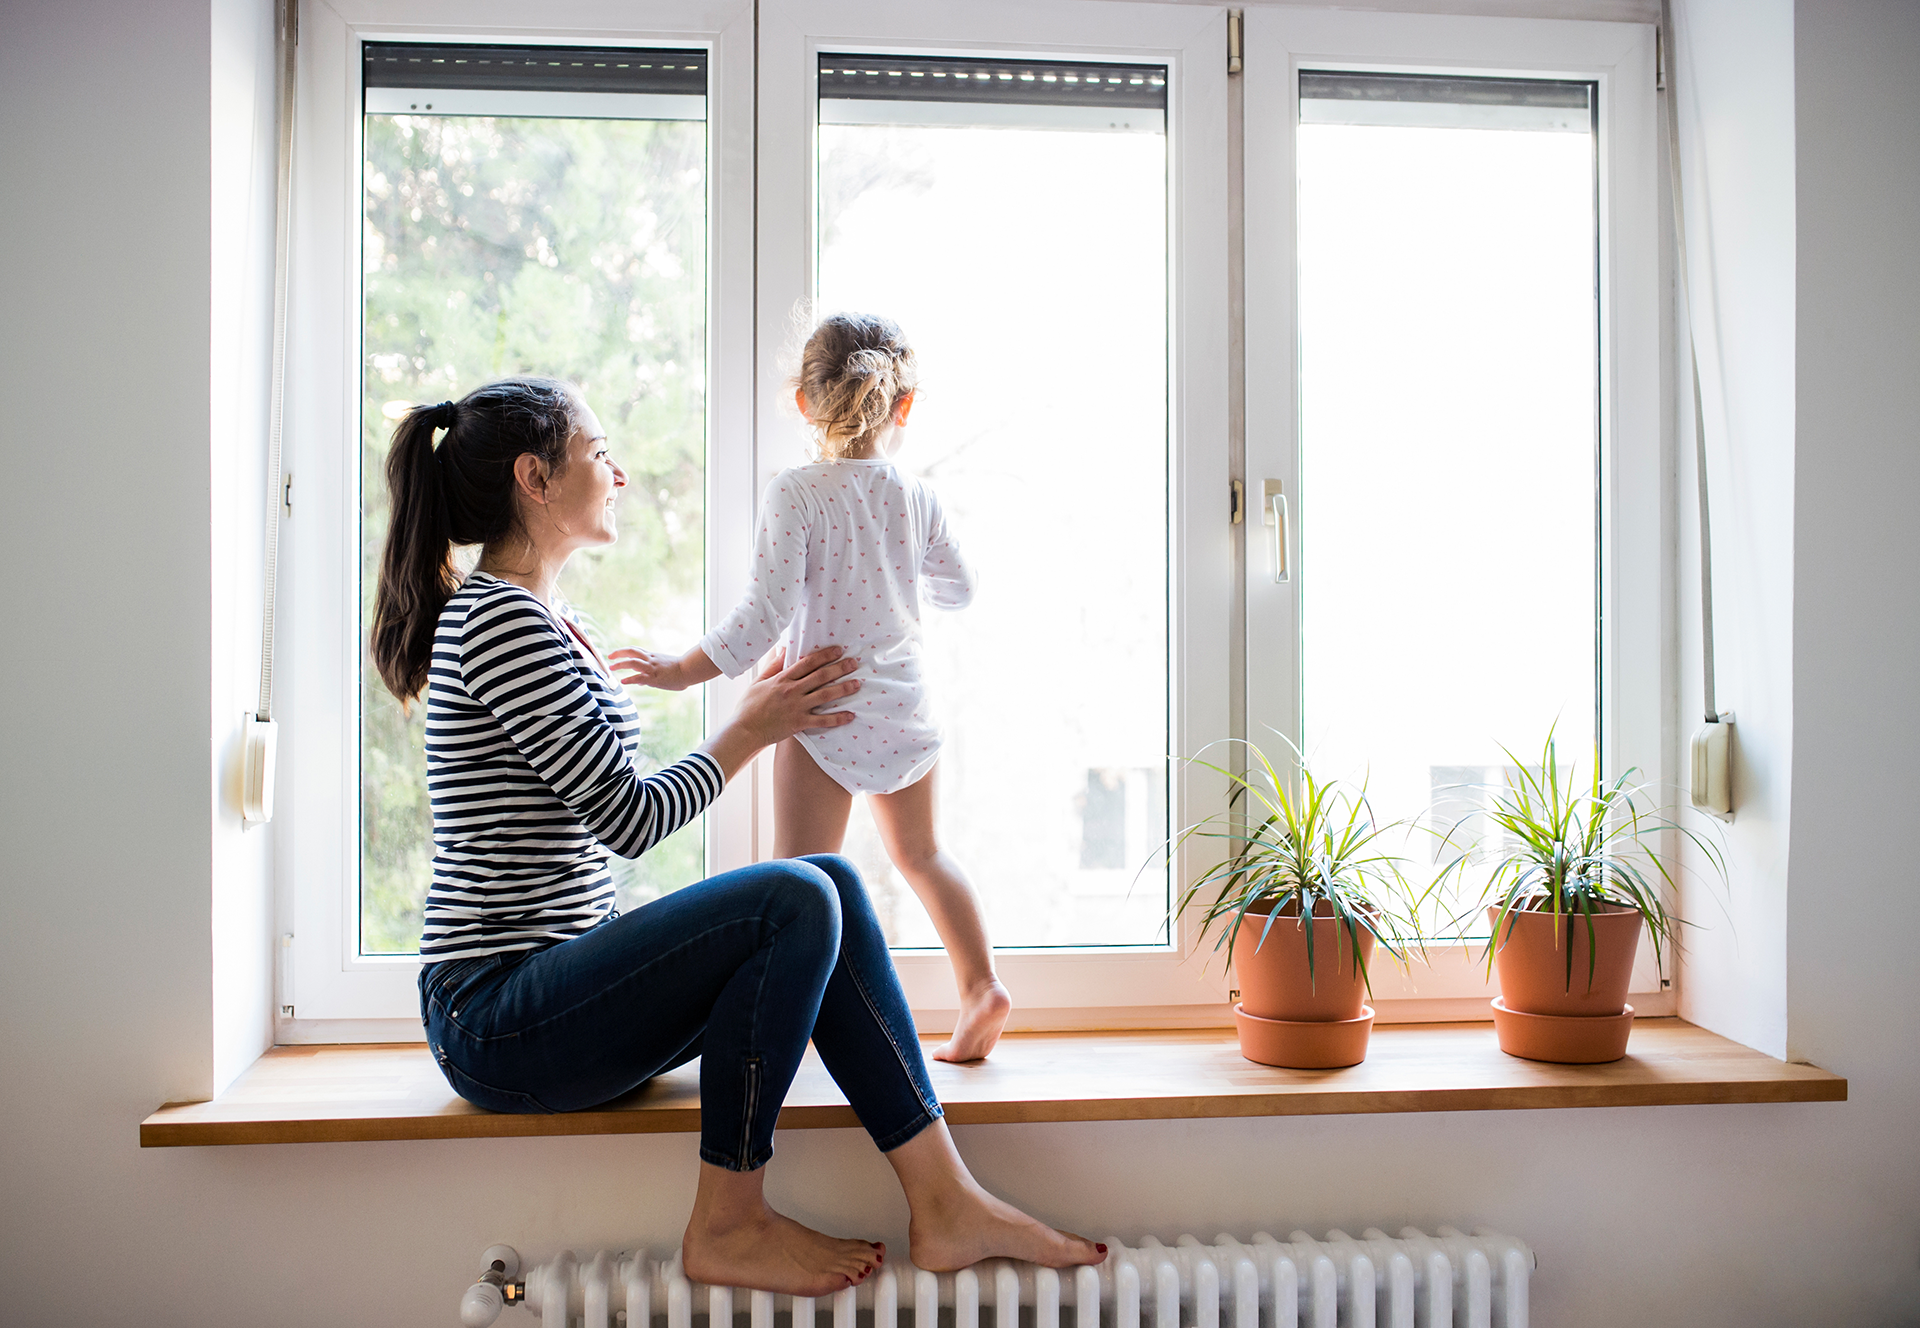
[798,854,884,929]
[797,853,864,902]
[760,857,843,939]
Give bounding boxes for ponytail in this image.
[370,377,581,703]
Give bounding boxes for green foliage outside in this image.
[359,112,709,954]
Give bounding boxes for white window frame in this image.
[755,0,1235,1025]
[277,0,1670,1037]
[280,0,758,1035]
[1242,10,1671,1018]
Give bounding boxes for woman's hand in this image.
[612,646,720,693]
[700,647,862,783]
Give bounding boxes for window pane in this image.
[1295,75,1598,927]
[815,56,1170,949]
[359,94,707,955]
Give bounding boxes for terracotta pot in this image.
[1487,902,1643,1064]
[1234,902,1376,1022]
[1229,902,1377,1068]
[1487,902,1642,1017]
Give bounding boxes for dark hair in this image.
[370,376,583,703]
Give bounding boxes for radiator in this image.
[462,1229,1533,1328]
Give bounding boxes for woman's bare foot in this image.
[907,1176,1103,1272]
[933,979,1012,1063]
[684,1162,883,1295]
[886,1122,1106,1272]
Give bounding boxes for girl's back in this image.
[699,456,973,794]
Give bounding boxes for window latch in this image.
[1263,480,1290,583]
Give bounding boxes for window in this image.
[284,0,757,1027]
[358,43,711,955]
[1295,70,1599,927]
[283,0,1663,1031]
[812,52,1173,949]
[753,1,1229,1019]
[1243,12,1666,1007]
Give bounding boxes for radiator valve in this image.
[461,1246,525,1327]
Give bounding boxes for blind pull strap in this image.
[1661,0,1718,727]
[244,0,297,824]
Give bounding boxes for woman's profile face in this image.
[540,400,626,548]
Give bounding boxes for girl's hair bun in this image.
[792,313,918,459]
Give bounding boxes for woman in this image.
[370,377,1103,1296]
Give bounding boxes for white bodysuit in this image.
[698,458,977,795]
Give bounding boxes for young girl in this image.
[613,314,1010,1062]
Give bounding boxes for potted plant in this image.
[1173,742,1424,1069]
[1448,730,1724,1064]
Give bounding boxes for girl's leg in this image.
[798,856,1102,1272]
[422,860,880,1295]
[774,736,856,856]
[868,765,1011,1061]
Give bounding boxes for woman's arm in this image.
[696,646,861,783]
[460,588,859,849]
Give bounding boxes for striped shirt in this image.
[419,571,724,961]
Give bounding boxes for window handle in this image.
[1263,480,1290,583]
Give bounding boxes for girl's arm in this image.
[919,486,977,610]
[691,475,815,676]
[609,643,722,692]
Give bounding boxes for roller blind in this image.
[819,53,1166,132]
[363,42,707,120]
[1299,71,1594,133]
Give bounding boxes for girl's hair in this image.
[792,313,918,459]
[370,376,583,703]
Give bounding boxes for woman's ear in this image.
[893,391,915,427]
[512,452,552,504]
[794,386,813,424]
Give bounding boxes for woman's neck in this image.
[477,538,566,608]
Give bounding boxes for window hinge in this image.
[282,472,293,516]
[1227,10,1243,76]
[1655,25,1666,92]
[1230,478,1245,525]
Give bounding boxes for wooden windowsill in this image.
[139,1019,1844,1148]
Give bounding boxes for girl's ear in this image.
[893,390,915,427]
[794,387,813,424]
[512,452,551,505]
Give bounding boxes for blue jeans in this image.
[418,854,943,1170]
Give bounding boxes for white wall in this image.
[209,0,281,1094]
[1785,0,1920,1288]
[1,2,1917,1324]
[1667,0,1797,1058]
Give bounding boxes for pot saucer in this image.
[1491,997,1634,1064]
[1232,1003,1375,1069]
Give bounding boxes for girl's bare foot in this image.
[933,979,1012,1063]
[684,1161,883,1295]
